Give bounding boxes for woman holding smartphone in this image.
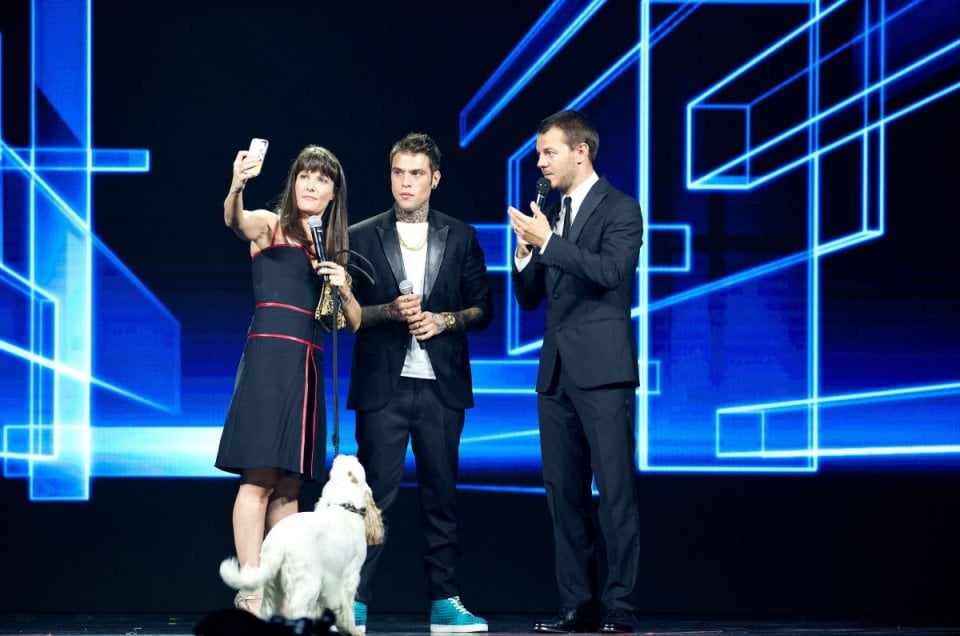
[215,144,361,616]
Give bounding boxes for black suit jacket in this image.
[347,207,492,412]
[513,176,644,392]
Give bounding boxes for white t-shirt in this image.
[397,222,436,380]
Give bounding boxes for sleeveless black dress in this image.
[216,243,325,480]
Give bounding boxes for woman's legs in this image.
[232,467,288,615]
[266,474,303,532]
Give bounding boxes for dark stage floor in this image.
[1,614,958,636]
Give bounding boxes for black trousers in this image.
[355,376,465,604]
[538,356,641,612]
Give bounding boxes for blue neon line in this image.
[690,0,847,106]
[1,142,175,320]
[652,0,814,3]
[747,0,923,108]
[746,105,752,181]
[809,0,820,471]
[2,143,92,230]
[0,337,175,413]
[568,42,642,111]
[460,0,565,114]
[638,0,651,470]
[692,37,960,188]
[28,0,38,458]
[817,229,881,257]
[0,262,58,301]
[878,0,887,236]
[649,1,701,46]
[461,430,540,443]
[5,147,151,172]
[472,359,539,366]
[644,250,808,313]
[461,0,607,146]
[717,381,960,414]
[697,76,960,191]
[455,484,546,495]
[861,0,870,234]
[510,339,545,356]
[645,464,817,473]
[719,445,960,459]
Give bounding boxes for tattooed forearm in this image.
[359,301,406,329]
[446,307,485,332]
[360,304,389,328]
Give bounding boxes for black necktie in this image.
[560,196,572,239]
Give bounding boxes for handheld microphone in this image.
[398,279,424,350]
[307,215,328,281]
[534,177,550,213]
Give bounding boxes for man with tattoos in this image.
[346,132,493,632]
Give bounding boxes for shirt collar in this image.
[565,171,599,219]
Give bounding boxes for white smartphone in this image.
[243,137,269,176]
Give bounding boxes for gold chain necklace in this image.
[397,228,428,252]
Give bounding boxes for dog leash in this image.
[329,249,376,459]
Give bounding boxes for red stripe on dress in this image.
[255,302,314,317]
[247,333,323,351]
[300,346,310,477]
[252,243,312,258]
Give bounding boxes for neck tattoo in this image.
[395,203,428,224]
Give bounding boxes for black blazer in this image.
[347,207,493,411]
[513,176,644,392]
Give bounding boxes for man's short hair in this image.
[390,132,441,172]
[538,110,599,164]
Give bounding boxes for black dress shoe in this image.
[532,607,598,633]
[599,608,637,633]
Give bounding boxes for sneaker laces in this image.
[448,596,472,615]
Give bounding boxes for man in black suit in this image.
[508,110,644,633]
[348,132,492,633]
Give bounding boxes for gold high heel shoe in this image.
[234,589,263,616]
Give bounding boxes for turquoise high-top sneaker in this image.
[353,601,367,634]
[429,596,488,633]
[332,601,366,634]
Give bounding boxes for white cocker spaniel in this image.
[220,454,384,635]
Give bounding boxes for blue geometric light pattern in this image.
[1,0,179,500]
[461,0,960,473]
[3,0,958,501]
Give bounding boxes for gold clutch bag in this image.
[315,275,351,332]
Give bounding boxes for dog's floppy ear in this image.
[364,486,385,546]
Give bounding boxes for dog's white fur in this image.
[220,455,384,635]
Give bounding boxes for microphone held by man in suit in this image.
[398,278,423,350]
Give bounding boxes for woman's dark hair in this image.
[274,145,349,265]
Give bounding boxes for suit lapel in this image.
[375,212,406,291]
[568,177,607,244]
[423,213,448,305]
[549,177,608,294]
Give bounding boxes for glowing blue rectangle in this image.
[688,1,960,191]
[717,383,960,460]
[13,148,150,172]
[474,224,510,273]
